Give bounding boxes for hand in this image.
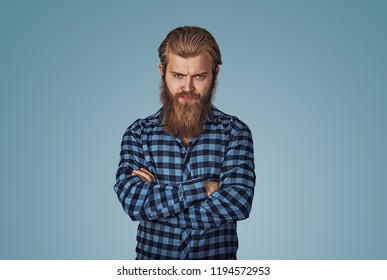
[132,168,156,183]
[204,181,219,196]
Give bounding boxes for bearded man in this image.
[114,26,256,260]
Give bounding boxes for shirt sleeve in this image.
[113,125,208,221]
[158,125,256,229]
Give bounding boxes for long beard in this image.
[160,78,216,139]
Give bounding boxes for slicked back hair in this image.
[158,26,222,76]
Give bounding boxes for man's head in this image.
[158,26,222,76]
[158,26,222,139]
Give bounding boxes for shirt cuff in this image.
[179,177,207,208]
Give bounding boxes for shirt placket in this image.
[179,139,196,259]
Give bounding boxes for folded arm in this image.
[114,125,255,229]
[114,128,210,221]
[159,126,256,229]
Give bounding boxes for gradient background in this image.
[1,0,386,260]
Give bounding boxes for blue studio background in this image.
[1,0,386,259]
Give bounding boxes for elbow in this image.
[124,201,156,222]
[123,201,146,221]
[237,188,254,221]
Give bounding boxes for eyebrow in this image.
[170,71,209,76]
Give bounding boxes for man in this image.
[114,26,255,260]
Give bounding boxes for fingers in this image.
[134,173,148,183]
[132,171,149,182]
[132,168,156,183]
[132,170,151,182]
[204,181,219,196]
[139,168,156,182]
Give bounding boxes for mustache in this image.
[175,91,201,100]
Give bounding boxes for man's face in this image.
[160,51,218,103]
[159,51,219,139]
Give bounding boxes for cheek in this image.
[165,78,179,93]
[196,80,213,94]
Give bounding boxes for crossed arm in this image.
[114,125,255,230]
[132,168,219,196]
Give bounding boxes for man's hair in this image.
[158,26,222,75]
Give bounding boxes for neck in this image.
[182,137,190,146]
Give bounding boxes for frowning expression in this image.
[160,51,219,104]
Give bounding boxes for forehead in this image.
[167,51,213,72]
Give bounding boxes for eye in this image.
[195,74,206,79]
[172,73,184,78]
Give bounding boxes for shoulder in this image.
[211,106,252,136]
[124,108,162,137]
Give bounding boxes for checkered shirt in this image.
[114,106,256,259]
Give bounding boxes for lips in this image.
[177,92,199,101]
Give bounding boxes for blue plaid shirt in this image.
[114,106,255,259]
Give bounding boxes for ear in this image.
[159,64,164,76]
[214,66,220,78]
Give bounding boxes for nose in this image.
[182,76,194,92]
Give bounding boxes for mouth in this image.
[181,95,194,101]
[178,93,200,102]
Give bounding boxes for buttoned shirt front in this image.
[114,106,255,259]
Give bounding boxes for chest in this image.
[141,131,227,183]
